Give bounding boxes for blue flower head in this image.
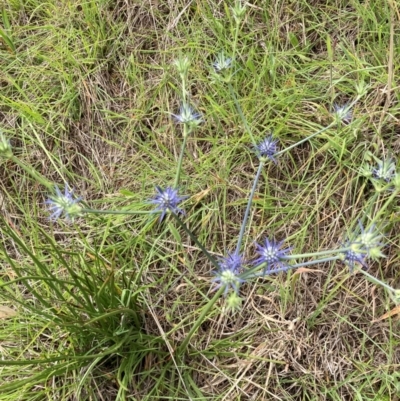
[333,103,352,123]
[212,252,245,295]
[372,158,396,183]
[213,52,233,73]
[149,186,188,222]
[172,104,202,129]
[255,135,279,163]
[46,185,82,221]
[254,238,292,274]
[343,248,368,273]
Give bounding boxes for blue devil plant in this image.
[1,2,398,357]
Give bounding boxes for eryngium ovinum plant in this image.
[1,2,399,357]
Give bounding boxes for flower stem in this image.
[181,75,186,104]
[276,96,361,157]
[367,189,399,230]
[358,269,396,294]
[235,161,264,255]
[275,122,336,157]
[232,20,240,62]
[241,256,340,279]
[11,156,53,189]
[177,286,225,355]
[174,132,189,188]
[282,247,351,260]
[171,213,220,271]
[81,208,154,215]
[227,82,256,146]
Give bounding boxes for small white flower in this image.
[172,104,203,128]
[213,52,233,72]
[46,186,83,221]
[333,104,352,123]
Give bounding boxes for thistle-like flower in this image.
[354,223,385,261]
[231,1,246,23]
[356,223,383,250]
[173,56,191,77]
[342,223,385,272]
[343,248,368,273]
[0,134,12,159]
[253,238,292,274]
[212,252,245,295]
[255,135,279,163]
[46,186,83,221]
[172,104,202,129]
[372,158,396,183]
[149,186,188,222]
[225,292,243,313]
[333,103,352,124]
[213,52,233,73]
[219,252,244,272]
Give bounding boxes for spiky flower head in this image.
[356,223,383,250]
[255,135,279,163]
[333,104,352,124]
[231,1,246,23]
[355,81,368,97]
[213,52,233,73]
[0,134,12,159]
[225,292,243,313]
[172,104,202,130]
[212,252,245,295]
[342,223,385,272]
[46,185,83,221]
[372,158,396,183]
[254,238,292,274]
[391,289,400,305]
[218,251,244,272]
[343,248,368,273]
[173,56,191,77]
[354,223,385,261]
[149,186,188,222]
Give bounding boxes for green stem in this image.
[276,96,361,157]
[275,122,336,157]
[363,191,380,223]
[241,256,340,279]
[81,208,154,215]
[174,132,189,188]
[359,269,396,294]
[232,20,240,61]
[11,156,53,189]
[181,74,186,103]
[177,286,225,355]
[282,247,351,260]
[227,82,256,146]
[235,161,264,255]
[291,256,341,268]
[367,189,399,229]
[171,213,220,270]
